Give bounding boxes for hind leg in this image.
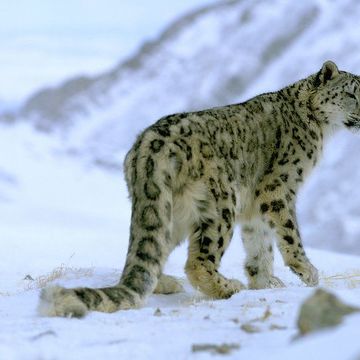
[153,208,190,295]
[185,203,245,299]
[241,218,284,289]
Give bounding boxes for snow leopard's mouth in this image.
[344,113,360,130]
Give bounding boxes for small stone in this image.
[24,274,34,281]
[241,323,261,333]
[259,307,272,321]
[191,343,240,354]
[30,330,56,341]
[153,308,162,316]
[275,299,286,304]
[297,288,359,335]
[269,324,287,331]
[252,306,272,322]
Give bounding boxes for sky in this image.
[0,0,217,108]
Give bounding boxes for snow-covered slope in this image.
[0,123,129,275]
[5,0,360,161]
[1,244,360,360]
[1,0,323,161]
[1,0,360,255]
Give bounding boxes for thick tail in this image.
[38,137,175,317]
[38,284,139,317]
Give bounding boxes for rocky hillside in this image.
[4,0,353,164]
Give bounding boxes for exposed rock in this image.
[269,324,287,331]
[191,343,240,355]
[241,323,261,333]
[297,288,359,335]
[153,308,162,317]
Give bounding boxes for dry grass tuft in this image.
[322,271,360,289]
[24,264,94,291]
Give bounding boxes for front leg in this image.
[256,185,318,287]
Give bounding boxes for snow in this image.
[0,123,129,280]
[1,233,360,359]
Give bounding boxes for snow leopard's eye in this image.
[345,91,357,100]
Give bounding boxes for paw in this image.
[219,278,246,299]
[268,275,286,288]
[289,261,319,287]
[230,278,247,292]
[186,263,245,299]
[249,275,285,289]
[154,274,184,294]
[38,286,87,318]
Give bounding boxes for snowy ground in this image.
[1,245,360,359]
[0,124,360,360]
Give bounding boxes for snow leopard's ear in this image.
[314,61,339,87]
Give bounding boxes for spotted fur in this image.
[39,61,360,317]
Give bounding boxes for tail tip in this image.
[38,286,88,318]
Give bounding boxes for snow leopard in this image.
[39,61,360,317]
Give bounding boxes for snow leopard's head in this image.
[311,60,360,133]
